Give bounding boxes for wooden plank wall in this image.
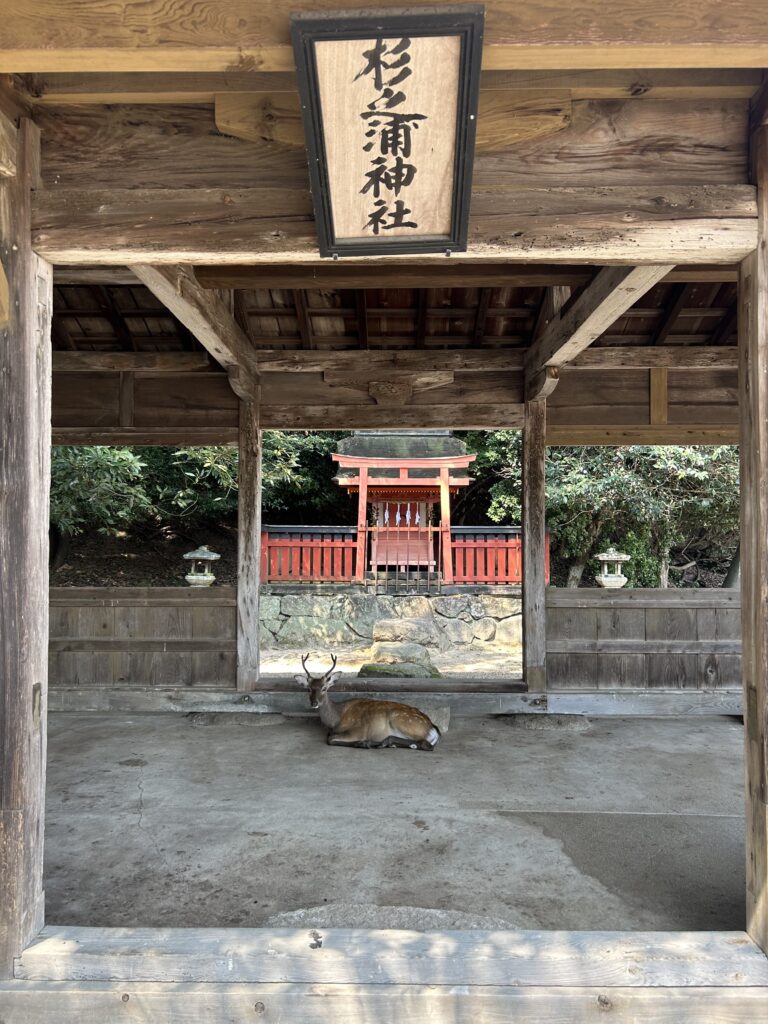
[49,588,237,689]
[547,589,741,690]
[49,586,741,692]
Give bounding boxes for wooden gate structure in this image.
[2,1,768,1018]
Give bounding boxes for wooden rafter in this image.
[651,283,693,345]
[355,291,368,349]
[473,288,492,345]
[53,352,211,372]
[709,303,738,346]
[525,266,672,400]
[415,290,428,348]
[131,265,258,399]
[91,285,136,351]
[292,289,313,349]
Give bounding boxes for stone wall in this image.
[260,592,522,650]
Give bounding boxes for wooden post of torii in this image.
[439,466,454,585]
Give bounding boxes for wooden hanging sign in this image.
[291,6,484,258]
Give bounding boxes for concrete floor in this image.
[44,712,746,932]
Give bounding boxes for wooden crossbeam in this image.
[292,290,313,350]
[525,265,672,400]
[249,347,738,373]
[196,264,740,291]
[2,2,767,71]
[131,265,258,399]
[25,69,763,104]
[53,352,212,372]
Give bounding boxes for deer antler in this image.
[301,652,311,676]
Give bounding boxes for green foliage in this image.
[50,433,740,587]
[50,447,153,535]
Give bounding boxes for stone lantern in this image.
[183,545,220,587]
[595,546,630,589]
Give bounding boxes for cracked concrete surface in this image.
[44,713,745,931]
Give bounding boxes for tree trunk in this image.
[723,542,740,588]
[566,560,587,588]
[658,552,670,588]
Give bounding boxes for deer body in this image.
[297,655,440,751]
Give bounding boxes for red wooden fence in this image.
[451,530,550,585]
[260,530,357,583]
[260,527,549,585]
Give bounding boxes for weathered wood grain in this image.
[36,100,748,190]
[17,926,768,987]
[2,0,768,70]
[237,400,261,691]
[546,425,740,445]
[32,196,757,265]
[0,119,51,977]
[29,69,763,105]
[259,404,525,430]
[522,401,547,691]
[526,266,672,389]
[216,90,574,152]
[131,265,258,396]
[53,352,211,372]
[738,123,768,954]
[0,108,16,177]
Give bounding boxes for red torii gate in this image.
[332,449,475,584]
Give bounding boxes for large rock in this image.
[340,595,397,639]
[260,618,284,643]
[440,619,474,645]
[358,661,442,679]
[372,617,442,648]
[432,595,471,620]
[279,593,339,618]
[275,616,350,646]
[259,594,282,621]
[470,596,522,620]
[495,615,523,646]
[393,595,433,619]
[370,641,433,666]
[472,617,497,642]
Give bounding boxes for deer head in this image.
[295,653,340,709]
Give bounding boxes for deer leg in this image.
[328,727,374,747]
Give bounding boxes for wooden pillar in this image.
[355,466,368,583]
[522,401,547,692]
[237,397,262,691]
[439,466,454,584]
[738,122,768,952]
[0,119,52,976]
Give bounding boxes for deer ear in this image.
[295,674,310,687]
[326,671,341,688]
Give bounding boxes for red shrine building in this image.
[261,432,548,589]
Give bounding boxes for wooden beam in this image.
[198,264,738,290]
[354,291,368,349]
[0,119,51,977]
[237,400,261,693]
[649,367,669,425]
[0,258,8,327]
[216,90,573,152]
[292,290,313,350]
[2,1,768,71]
[546,424,740,445]
[2,979,768,1021]
[15,925,768,986]
[523,400,547,693]
[261,405,525,431]
[0,109,16,177]
[26,68,764,104]
[473,288,492,345]
[52,351,211,372]
[525,265,672,399]
[739,121,768,955]
[248,347,739,373]
[130,265,258,398]
[32,186,758,266]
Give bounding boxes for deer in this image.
[296,654,441,751]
